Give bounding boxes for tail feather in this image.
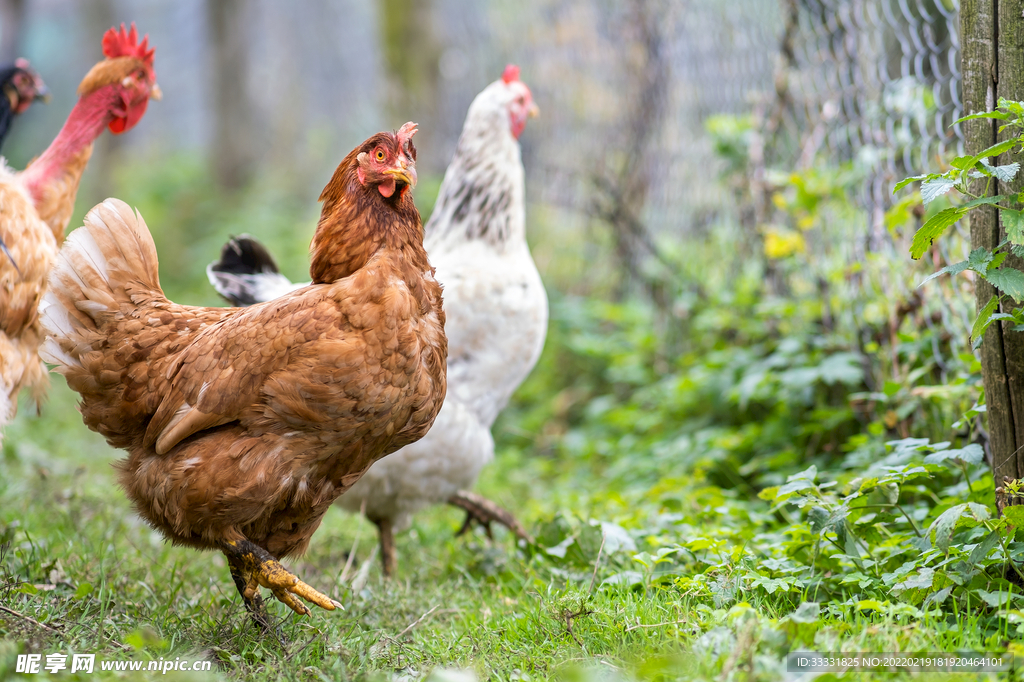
[39,198,162,371]
[206,234,300,306]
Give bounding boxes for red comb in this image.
[102,23,155,65]
[396,121,418,148]
[502,64,520,84]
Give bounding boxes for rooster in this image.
[0,24,159,434]
[40,124,447,626]
[0,58,49,152]
[209,65,546,575]
[0,58,48,297]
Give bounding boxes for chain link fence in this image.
[470,0,963,266]
[781,0,961,218]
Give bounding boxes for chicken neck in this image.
[19,84,122,238]
[310,145,428,284]
[423,122,525,250]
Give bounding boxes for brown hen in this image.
[39,124,447,626]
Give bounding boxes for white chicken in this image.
[208,65,546,575]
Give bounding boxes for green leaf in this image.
[856,599,885,611]
[1003,209,1024,244]
[816,353,863,385]
[962,194,1010,209]
[972,295,1002,348]
[929,504,965,552]
[788,601,820,624]
[955,110,1012,124]
[923,444,985,466]
[858,477,880,493]
[893,174,929,194]
[910,207,965,259]
[807,506,829,532]
[750,575,798,594]
[924,586,952,608]
[919,260,969,287]
[788,465,818,482]
[921,177,956,204]
[997,97,1024,115]
[982,158,1021,182]
[968,531,1001,565]
[894,566,934,591]
[775,479,815,498]
[1002,505,1024,526]
[976,590,1023,608]
[73,582,94,600]
[987,268,1024,301]
[928,503,990,552]
[969,247,996,275]
[976,138,1021,160]
[950,155,980,170]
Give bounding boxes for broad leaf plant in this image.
[896,98,1024,347]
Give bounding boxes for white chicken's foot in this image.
[447,490,532,543]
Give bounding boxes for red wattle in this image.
[378,177,396,198]
[110,100,149,135]
[124,99,149,132]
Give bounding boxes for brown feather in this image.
[77,56,148,96]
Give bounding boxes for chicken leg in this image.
[221,539,342,616]
[371,518,398,578]
[448,490,532,543]
[227,554,275,633]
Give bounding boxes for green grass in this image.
[0,381,1013,681]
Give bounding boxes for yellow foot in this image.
[223,539,342,617]
[244,559,342,616]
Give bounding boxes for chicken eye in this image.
[375,150,386,162]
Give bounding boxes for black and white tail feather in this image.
[206,235,300,306]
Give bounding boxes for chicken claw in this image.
[222,539,342,617]
[447,490,533,543]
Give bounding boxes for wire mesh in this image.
[781,0,962,215]
[471,0,963,242]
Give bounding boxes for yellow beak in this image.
[385,162,417,188]
[528,102,540,118]
[150,83,163,101]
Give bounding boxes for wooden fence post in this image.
[963,0,1024,506]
